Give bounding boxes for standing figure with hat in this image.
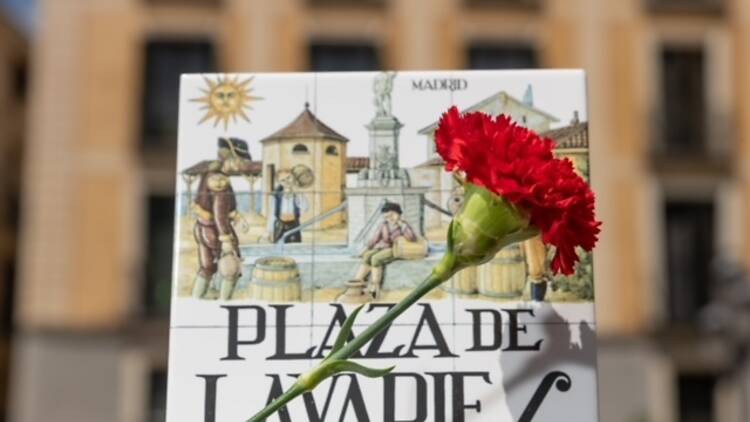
[266,165,312,243]
[183,137,254,300]
[352,201,417,298]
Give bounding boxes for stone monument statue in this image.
[373,72,396,117]
[346,71,428,250]
[360,71,406,185]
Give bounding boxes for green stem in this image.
[327,267,447,362]
[246,254,457,422]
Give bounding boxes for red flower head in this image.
[435,106,601,275]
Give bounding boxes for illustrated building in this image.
[417,85,559,161]
[413,86,560,229]
[260,103,348,229]
[544,111,589,180]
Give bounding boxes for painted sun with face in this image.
[191,75,263,130]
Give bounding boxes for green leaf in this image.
[329,360,395,379]
[326,305,365,360]
[446,220,455,252]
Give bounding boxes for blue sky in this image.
[0,0,34,34]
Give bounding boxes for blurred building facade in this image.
[7,0,750,421]
[0,10,25,422]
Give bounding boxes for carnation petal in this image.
[435,106,601,274]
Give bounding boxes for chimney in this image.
[571,110,580,125]
[522,84,534,107]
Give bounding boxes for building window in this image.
[465,0,541,9]
[660,46,706,154]
[13,60,27,101]
[467,43,538,70]
[0,195,20,334]
[144,195,175,317]
[309,42,380,71]
[141,40,217,150]
[646,0,724,15]
[677,373,716,422]
[325,145,338,156]
[0,258,14,333]
[308,0,384,6]
[292,144,309,154]
[145,0,222,6]
[664,200,714,323]
[148,369,168,422]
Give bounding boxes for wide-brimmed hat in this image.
[218,137,252,160]
[381,201,403,215]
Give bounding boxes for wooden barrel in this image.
[393,237,428,260]
[249,256,301,301]
[477,244,526,299]
[441,267,478,295]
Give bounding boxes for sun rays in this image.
[191,75,263,130]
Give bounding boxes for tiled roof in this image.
[542,122,588,149]
[346,156,370,172]
[260,103,348,143]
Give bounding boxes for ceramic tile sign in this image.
[167,70,598,422]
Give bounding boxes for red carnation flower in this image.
[435,106,601,275]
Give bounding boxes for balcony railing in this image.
[649,110,735,172]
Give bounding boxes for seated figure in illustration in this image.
[183,137,253,300]
[266,166,311,243]
[353,202,417,298]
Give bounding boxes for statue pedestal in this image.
[358,115,410,188]
[345,186,428,251]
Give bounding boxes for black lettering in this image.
[364,304,403,358]
[338,374,370,422]
[384,373,427,422]
[221,305,265,361]
[263,374,292,422]
[268,305,315,360]
[465,309,503,351]
[403,304,458,358]
[503,309,543,351]
[519,371,572,422]
[314,304,362,359]
[426,372,448,422]
[411,78,467,91]
[451,372,492,422]
[196,374,226,422]
[301,374,348,422]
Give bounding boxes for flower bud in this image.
[436,183,539,280]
